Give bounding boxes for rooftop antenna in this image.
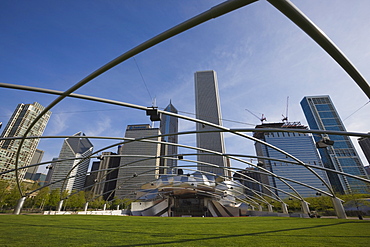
[245,108,266,123]
[282,96,289,122]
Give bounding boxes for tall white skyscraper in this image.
[115,124,161,199]
[49,132,93,192]
[0,102,51,181]
[194,70,228,177]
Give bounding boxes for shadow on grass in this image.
[2,216,369,246]
[2,218,222,237]
[110,221,366,247]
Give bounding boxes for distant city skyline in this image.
[1,1,370,171]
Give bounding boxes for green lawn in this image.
[0,215,369,246]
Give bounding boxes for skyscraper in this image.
[0,102,51,181]
[254,122,329,198]
[301,95,368,194]
[24,149,44,180]
[194,70,228,177]
[159,101,178,174]
[45,158,58,185]
[115,124,161,199]
[89,152,121,201]
[358,135,370,166]
[49,132,93,192]
[233,167,265,197]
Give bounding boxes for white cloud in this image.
[44,113,70,136]
[85,115,112,137]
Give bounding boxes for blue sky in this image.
[1,0,370,173]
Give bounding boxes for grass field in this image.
[0,215,369,246]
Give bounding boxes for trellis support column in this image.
[13,196,26,215]
[57,200,64,212]
[84,202,89,212]
[258,205,263,211]
[332,197,347,219]
[268,204,274,212]
[301,200,310,215]
[103,203,107,211]
[281,202,289,214]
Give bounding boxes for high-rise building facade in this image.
[49,132,93,192]
[159,101,178,174]
[115,124,161,199]
[45,158,58,185]
[89,152,121,201]
[233,168,265,197]
[194,70,228,177]
[0,102,51,181]
[254,122,329,198]
[358,135,370,166]
[84,161,100,193]
[301,95,368,194]
[24,149,44,180]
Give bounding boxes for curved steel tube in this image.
[2,0,369,212]
[8,0,258,197]
[268,0,370,98]
[0,83,338,198]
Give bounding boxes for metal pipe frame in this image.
[4,131,370,200]
[3,130,366,200]
[32,131,299,202]
[64,156,284,204]
[65,168,259,211]
[93,161,280,206]
[1,0,369,215]
[94,167,266,210]
[0,83,359,198]
[78,138,309,201]
[3,0,259,198]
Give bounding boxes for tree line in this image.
[0,180,132,213]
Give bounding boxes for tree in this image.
[46,189,61,210]
[89,196,105,210]
[283,198,301,212]
[305,196,333,213]
[342,193,370,218]
[65,191,85,211]
[0,181,11,210]
[32,187,50,210]
[3,184,21,209]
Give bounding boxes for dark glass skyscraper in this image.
[358,135,370,166]
[254,122,329,198]
[301,95,368,194]
[159,101,178,174]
